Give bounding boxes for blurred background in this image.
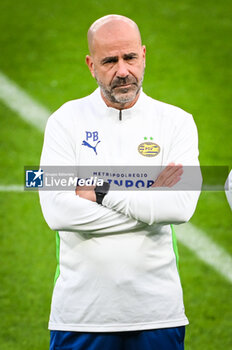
[0,0,231,349]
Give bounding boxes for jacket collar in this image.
[91,87,145,120]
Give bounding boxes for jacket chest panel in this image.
[76,115,169,166]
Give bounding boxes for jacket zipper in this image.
[119,110,122,121]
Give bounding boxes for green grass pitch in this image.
[0,0,231,349]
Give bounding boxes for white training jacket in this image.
[39,88,201,332]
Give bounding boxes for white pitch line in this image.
[175,223,232,284]
[0,71,50,131]
[0,70,232,284]
[0,185,24,192]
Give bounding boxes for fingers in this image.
[76,186,96,202]
[152,163,183,188]
[162,164,183,187]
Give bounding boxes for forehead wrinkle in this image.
[88,15,142,55]
[96,39,141,60]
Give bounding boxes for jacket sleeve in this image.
[39,108,142,234]
[225,170,232,210]
[102,115,202,225]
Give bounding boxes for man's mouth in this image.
[114,84,131,88]
[113,83,137,89]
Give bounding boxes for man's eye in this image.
[103,58,118,64]
[125,56,137,61]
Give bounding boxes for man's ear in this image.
[86,55,95,78]
[142,45,146,68]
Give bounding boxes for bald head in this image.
[87,15,142,55]
[86,15,146,109]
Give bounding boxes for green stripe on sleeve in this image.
[54,231,60,285]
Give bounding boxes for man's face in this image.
[86,22,146,107]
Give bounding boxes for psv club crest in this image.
[138,137,160,157]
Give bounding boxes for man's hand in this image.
[152,163,183,188]
[75,185,96,202]
[75,163,182,201]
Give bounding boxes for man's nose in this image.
[116,60,129,78]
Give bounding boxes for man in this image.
[39,15,201,350]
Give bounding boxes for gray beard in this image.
[95,71,144,106]
[101,85,141,105]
